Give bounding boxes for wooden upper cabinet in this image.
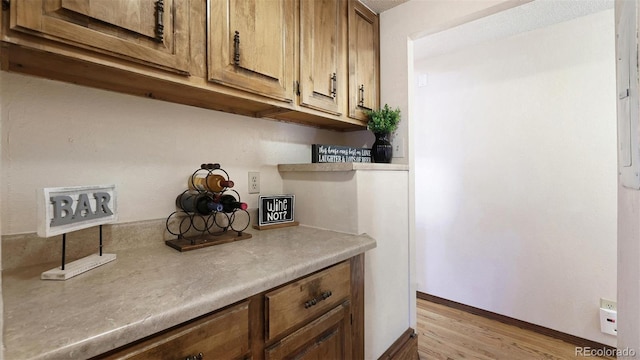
[208,0,295,103]
[9,0,190,74]
[348,0,379,121]
[299,0,346,116]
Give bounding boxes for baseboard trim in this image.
[378,327,418,360]
[417,292,616,352]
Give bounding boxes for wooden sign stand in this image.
[41,225,116,280]
[253,221,299,231]
[165,231,252,252]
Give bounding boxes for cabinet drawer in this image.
[265,261,351,341]
[99,301,250,360]
[265,302,352,360]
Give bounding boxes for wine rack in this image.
[165,163,251,252]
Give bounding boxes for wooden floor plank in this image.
[417,298,615,360]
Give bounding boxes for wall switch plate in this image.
[600,308,617,336]
[249,172,260,194]
[417,73,428,87]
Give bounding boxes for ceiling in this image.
[413,0,614,61]
[359,0,408,14]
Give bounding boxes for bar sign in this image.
[37,185,118,238]
[259,195,295,226]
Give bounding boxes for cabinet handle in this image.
[154,0,164,43]
[304,290,333,309]
[358,84,372,111]
[233,31,241,66]
[330,73,337,98]
[184,353,203,360]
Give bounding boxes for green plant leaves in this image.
[366,104,401,133]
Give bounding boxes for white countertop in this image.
[3,226,375,360]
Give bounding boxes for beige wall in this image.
[0,72,348,235]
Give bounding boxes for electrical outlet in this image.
[393,136,405,158]
[248,172,260,194]
[600,298,617,311]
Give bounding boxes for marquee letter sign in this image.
[37,185,118,238]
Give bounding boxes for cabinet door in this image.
[208,0,295,103]
[299,0,346,115]
[348,0,379,121]
[9,0,190,74]
[265,302,352,360]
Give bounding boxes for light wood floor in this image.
[417,298,615,360]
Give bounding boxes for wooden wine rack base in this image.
[165,232,252,252]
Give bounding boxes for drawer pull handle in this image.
[304,291,333,309]
[185,352,203,360]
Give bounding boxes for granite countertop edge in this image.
[3,226,376,360]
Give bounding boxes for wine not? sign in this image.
[37,184,117,237]
[258,195,295,226]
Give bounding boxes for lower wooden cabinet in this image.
[98,302,250,360]
[95,255,364,360]
[265,302,352,360]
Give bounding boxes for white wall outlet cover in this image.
[600,298,617,311]
[249,172,260,194]
[600,308,617,336]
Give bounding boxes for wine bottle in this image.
[176,192,223,214]
[188,175,208,191]
[206,174,234,192]
[188,174,234,192]
[219,194,248,213]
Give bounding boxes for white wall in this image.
[281,168,410,359]
[616,0,640,357]
[369,0,530,330]
[0,72,350,235]
[414,8,617,346]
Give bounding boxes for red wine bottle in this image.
[176,192,223,214]
[219,194,248,213]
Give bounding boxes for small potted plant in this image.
[367,104,401,163]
